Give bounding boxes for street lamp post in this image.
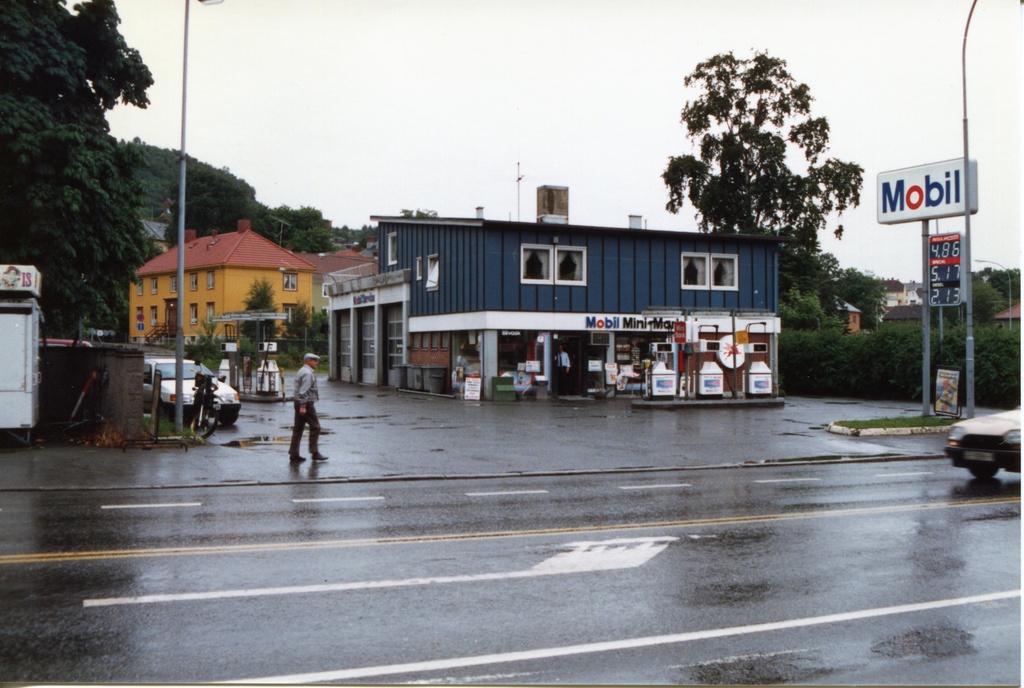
[961,0,979,418]
[976,260,1013,331]
[175,0,222,432]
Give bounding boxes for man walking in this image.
[289,353,328,463]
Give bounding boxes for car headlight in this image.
[947,427,966,444]
[1005,429,1021,449]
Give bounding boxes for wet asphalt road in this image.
[0,388,1018,684]
[2,466,1021,681]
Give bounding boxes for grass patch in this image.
[834,415,958,430]
[143,415,203,442]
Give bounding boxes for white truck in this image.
[143,357,241,425]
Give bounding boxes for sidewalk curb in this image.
[827,423,951,437]
[0,453,946,493]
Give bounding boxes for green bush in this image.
[779,324,1020,408]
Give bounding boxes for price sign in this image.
[928,233,962,306]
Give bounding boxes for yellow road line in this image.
[1,496,1017,566]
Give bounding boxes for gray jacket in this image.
[293,364,319,404]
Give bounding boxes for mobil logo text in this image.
[877,159,977,225]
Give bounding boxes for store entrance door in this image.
[555,334,583,396]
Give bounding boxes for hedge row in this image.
[778,325,1021,409]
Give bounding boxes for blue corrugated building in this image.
[328,187,784,401]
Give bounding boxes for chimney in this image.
[476,207,484,219]
[536,186,568,224]
[184,229,197,242]
[629,215,643,230]
[237,219,251,234]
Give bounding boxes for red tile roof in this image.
[138,228,317,275]
[292,250,378,277]
[995,303,1021,320]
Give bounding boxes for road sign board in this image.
[928,233,962,306]
[137,322,144,331]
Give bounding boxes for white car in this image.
[944,409,1021,479]
[143,357,241,425]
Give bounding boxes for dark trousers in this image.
[289,401,321,457]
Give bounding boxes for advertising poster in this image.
[934,368,961,417]
[463,375,481,401]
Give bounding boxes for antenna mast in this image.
[516,162,524,222]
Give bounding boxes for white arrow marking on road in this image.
[83,536,677,607]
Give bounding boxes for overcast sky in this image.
[106,0,1021,281]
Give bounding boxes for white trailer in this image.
[0,265,41,443]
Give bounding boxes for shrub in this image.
[779,324,1020,408]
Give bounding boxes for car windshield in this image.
[154,362,214,380]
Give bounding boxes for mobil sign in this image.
[877,159,978,225]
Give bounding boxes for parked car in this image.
[143,357,241,425]
[944,410,1021,479]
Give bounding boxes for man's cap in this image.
[304,353,320,361]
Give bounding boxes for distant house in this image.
[994,303,1019,329]
[292,250,379,313]
[842,301,862,333]
[881,304,923,326]
[131,219,317,343]
[140,219,171,254]
[883,278,922,307]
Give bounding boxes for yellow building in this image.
[130,220,317,343]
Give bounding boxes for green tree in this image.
[262,205,335,252]
[662,51,864,295]
[167,158,260,241]
[284,300,312,340]
[835,268,886,330]
[241,277,278,341]
[0,0,153,336]
[400,208,438,218]
[778,287,843,332]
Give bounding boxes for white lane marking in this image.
[619,483,691,490]
[874,471,934,477]
[753,478,821,484]
[83,537,676,608]
[225,590,1021,684]
[291,497,384,503]
[465,490,549,497]
[100,503,202,510]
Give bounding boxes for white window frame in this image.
[283,273,298,291]
[136,282,142,296]
[189,272,198,291]
[206,270,215,289]
[710,254,738,291]
[206,303,215,322]
[284,304,296,322]
[426,254,440,291]
[681,252,709,289]
[387,232,398,266]
[169,275,177,294]
[150,278,158,295]
[150,306,157,325]
[520,244,553,284]
[415,256,423,281]
[554,246,587,285]
[189,304,198,325]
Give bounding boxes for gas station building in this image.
[326,188,784,402]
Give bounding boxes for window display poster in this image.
[934,368,961,417]
[464,375,481,401]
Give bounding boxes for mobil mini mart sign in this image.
[877,159,978,225]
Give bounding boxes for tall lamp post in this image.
[175,0,222,432]
[976,260,1013,331]
[961,0,979,418]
